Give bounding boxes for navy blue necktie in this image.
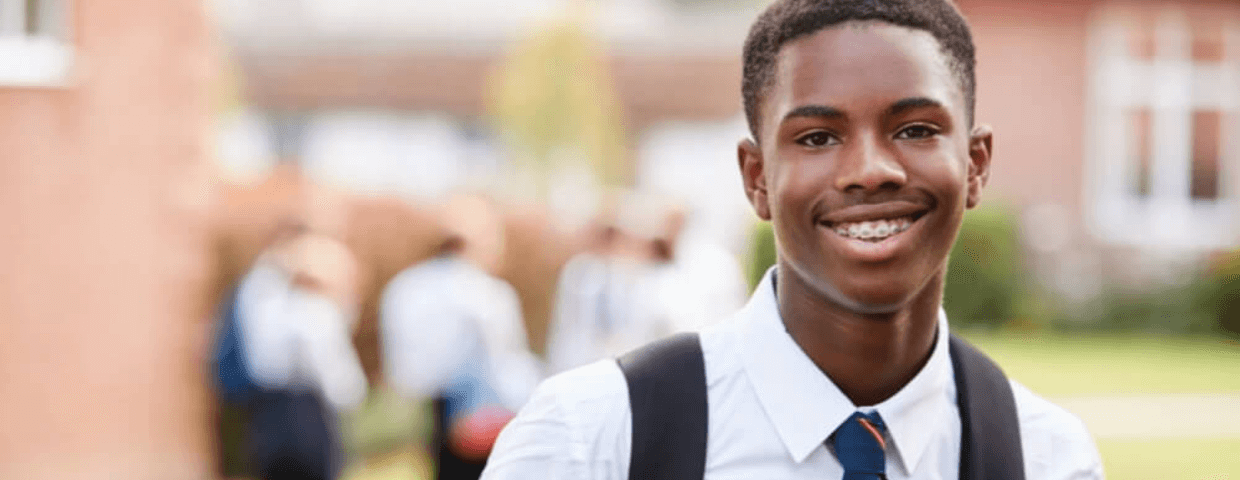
[831,411,888,480]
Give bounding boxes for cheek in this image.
[920,170,970,257]
[770,153,831,218]
[910,151,970,204]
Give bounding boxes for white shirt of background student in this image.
[545,223,749,374]
[381,195,543,410]
[379,254,542,411]
[235,237,369,411]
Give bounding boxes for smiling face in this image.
[739,21,993,314]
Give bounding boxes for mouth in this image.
[820,211,928,243]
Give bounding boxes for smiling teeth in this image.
[833,217,914,241]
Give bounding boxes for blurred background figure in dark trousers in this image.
[380,194,543,480]
[213,221,368,480]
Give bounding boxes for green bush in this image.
[1198,251,1240,336]
[1050,252,1237,336]
[1069,285,1216,334]
[746,221,777,292]
[943,204,1031,329]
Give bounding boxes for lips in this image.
[816,200,932,261]
[819,200,932,226]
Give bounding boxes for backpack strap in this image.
[617,332,708,480]
[949,334,1026,480]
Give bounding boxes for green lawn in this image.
[963,331,1240,479]
[342,445,431,480]
[958,331,1240,396]
[1098,438,1240,479]
[339,387,433,480]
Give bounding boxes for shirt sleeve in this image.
[481,360,632,480]
[1011,381,1106,479]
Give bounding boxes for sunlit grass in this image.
[958,330,1240,397]
[341,445,432,480]
[340,387,433,480]
[962,330,1239,479]
[1097,438,1240,479]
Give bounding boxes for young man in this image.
[481,0,1103,478]
[545,196,682,375]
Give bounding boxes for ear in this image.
[738,138,771,220]
[966,124,993,209]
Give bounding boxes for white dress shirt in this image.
[380,255,543,410]
[482,269,1104,480]
[235,261,369,410]
[545,254,674,375]
[646,239,748,334]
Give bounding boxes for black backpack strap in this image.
[949,334,1026,480]
[617,332,709,480]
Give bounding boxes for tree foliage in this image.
[489,11,628,194]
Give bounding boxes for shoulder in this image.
[699,316,747,386]
[475,270,520,304]
[558,254,601,281]
[484,359,631,479]
[380,261,439,299]
[535,359,631,418]
[1010,380,1105,479]
[378,264,445,320]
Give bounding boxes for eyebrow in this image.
[781,104,846,124]
[780,97,948,125]
[887,97,946,117]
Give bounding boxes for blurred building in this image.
[215,0,1240,303]
[964,0,1240,300]
[0,0,217,478]
[214,0,757,253]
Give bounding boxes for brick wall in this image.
[0,0,216,477]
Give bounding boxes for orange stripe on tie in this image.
[857,417,886,450]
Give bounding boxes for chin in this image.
[807,277,912,315]
[834,271,929,312]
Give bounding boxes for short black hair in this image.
[742,0,977,140]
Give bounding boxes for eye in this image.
[895,124,939,140]
[795,131,840,148]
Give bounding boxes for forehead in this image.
[768,22,962,121]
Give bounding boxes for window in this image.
[0,0,70,86]
[1086,7,1240,249]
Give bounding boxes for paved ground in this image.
[1053,393,1240,439]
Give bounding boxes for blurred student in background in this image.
[214,220,368,480]
[543,199,646,375]
[380,194,542,480]
[544,192,747,375]
[647,203,749,335]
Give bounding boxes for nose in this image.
[834,133,907,193]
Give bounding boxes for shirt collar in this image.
[738,268,954,474]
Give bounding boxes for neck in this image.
[775,263,942,406]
